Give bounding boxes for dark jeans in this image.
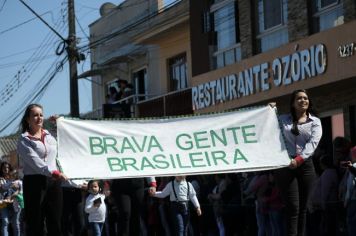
[274,159,316,236]
[347,200,356,236]
[170,202,190,236]
[62,187,86,236]
[90,222,104,236]
[23,175,63,236]
[111,178,144,236]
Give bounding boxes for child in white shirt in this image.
[85,180,106,236]
[151,176,202,236]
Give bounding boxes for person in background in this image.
[117,80,133,117]
[272,89,322,236]
[244,172,271,236]
[17,104,67,236]
[333,137,352,234]
[107,86,120,104]
[0,162,22,236]
[317,154,339,236]
[333,137,352,178]
[342,146,356,235]
[208,174,227,236]
[264,173,284,236]
[111,177,157,236]
[156,177,173,236]
[85,180,106,236]
[150,175,202,236]
[62,179,88,236]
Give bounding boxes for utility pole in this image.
[67,0,79,117]
[19,0,81,117]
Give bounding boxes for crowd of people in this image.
[105,79,134,118]
[0,89,354,236]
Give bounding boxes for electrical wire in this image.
[0,0,235,134]
[0,43,56,61]
[0,56,68,134]
[0,11,52,36]
[0,55,57,69]
[75,15,89,39]
[0,0,7,13]
[0,14,67,106]
[78,0,182,52]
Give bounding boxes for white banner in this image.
[57,106,290,179]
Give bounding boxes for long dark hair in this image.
[289,89,315,136]
[20,104,43,133]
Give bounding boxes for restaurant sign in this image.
[192,44,327,110]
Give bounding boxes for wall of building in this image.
[189,0,212,76]
[238,0,254,58]
[287,0,309,41]
[191,20,356,113]
[145,22,191,96]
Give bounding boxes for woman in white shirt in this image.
[273,89,322,236]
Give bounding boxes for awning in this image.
[78,68,105,78]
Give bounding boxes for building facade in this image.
[84,0,356,147]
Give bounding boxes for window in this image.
[211,0,241,69]
[263,0,282,29]
[311,0,343,33]
[133,68,147,101]
[169,54,187,92]
[255,0,288,53]
[320,0,339,9]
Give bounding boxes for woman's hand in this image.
[52,170,68,181]
[58,173,68,181]
[289,159,298,169]
[148,187,156,196]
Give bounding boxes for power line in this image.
[0,16,67,106]
[0,11,52,36]
[0,55,57,69]
[19,0,67,42]
[79,1,238,59]
[0,43,56,61]
[79,0,183,52]
[75,15,89,39]
[0,56,68,134]
[0,0,7,13]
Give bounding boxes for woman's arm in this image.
[301,118,322,159]
[146,176,157,195]
[295,118,322,165]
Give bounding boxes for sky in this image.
[0,0,122,137]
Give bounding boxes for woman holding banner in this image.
[17,104,67,236]
[273,89,322,236]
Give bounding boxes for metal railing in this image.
[82,88,193,119]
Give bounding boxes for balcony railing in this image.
[82,89,193,119]
[137,88,193,118]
